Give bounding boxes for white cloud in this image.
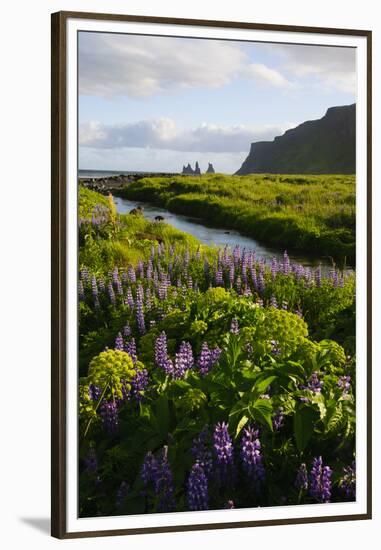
[244,63,293,88]
[257,43,356,94]
[78,32,292,98]
[79,118,293,153]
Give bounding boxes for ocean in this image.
[78,169,177,179]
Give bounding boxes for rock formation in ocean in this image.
[206,163,215,174]
[236,104,356,175]
[194,161,201,175]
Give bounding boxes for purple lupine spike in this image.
[121,270,128,284]
[116,481,129,509]
[154,332,174,375]
[215,266,223,287]
[213,422,234,486]
[131,369,149,402]
[84,447,98,474]
[141,448,175,512]
[173,341,194,379]
[191,427,213,477]
[295,463,308,491]
[339,461,356,500]
[272,407,284,431]
[338,375,351,394]
[187,463,209,511]
[125,287,134,308]
[230,318,239,334]
[123,323,131,337]
[240,426,265,488]
[136,302,146,335]
[271,257,278,279]
[187,275,193,290]
[100,401,119,436]
[257,272,265,294]
[308,372,322,393]
[270,295,278,308]
[235,275,242,293]
[197,343,221,376]
[229,264,235,287]
[98,277,105,293]
[80,267,89,283]
[78,279,85,301]
[114,332,124,351]
[107,282,116,305]
[309,457,332,503]
[88,384,102,402]
[283,251,290,275]
[128,266,136,283]
[124,337,137,363]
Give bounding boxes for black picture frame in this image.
[51,10,372,539]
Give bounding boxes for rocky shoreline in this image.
[78,172,179,195]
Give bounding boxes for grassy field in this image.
[118,174,355,264]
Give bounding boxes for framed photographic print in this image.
[51,11,372,539]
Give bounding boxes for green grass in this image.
[118,173,355,263]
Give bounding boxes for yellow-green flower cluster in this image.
[88,349,136,400]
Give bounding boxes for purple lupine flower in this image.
[257,272,265,294]
[128,266,136,283]
[98,277,105,293]
[235,276,242,293]
[131,369,149,402]
[78,279,85,301]
[88,384,102,402]
[283,251,291,275]
[270,295,278,308]
[338,375,351,394]
[272,407,284,431]
[308,372,322,393]
[141,448,175,512]
[145,287,153,310]
[295,463,308,491]
[196,342,221,377]
[224,500,235,509]
[271,257,278,279]
[187,463,209,511]
[141,452,158,490]
[107,282,116,305]
[339,461,356,500]
[116,481,129,508]
[114,332,124,351]
[270,340,281,357]
[230,318,239,334]
[215,266,223,286]
[173,341,194,379]
[80,267,89,283]
[124,338,137,363]
[136,298,146,335]
[229,264,235,287]
[100,401,119,436]
[154,331,174,375]
[213,422,234,486]
[191,427,213,477]
[309,457,332,503]
[84,447,98,474]
[125,287,134,308]
[123,323,131,337]
[240,426,265,488]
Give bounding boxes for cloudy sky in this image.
[78,32,356,174]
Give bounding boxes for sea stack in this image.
[206,163,215,174]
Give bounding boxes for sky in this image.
[78,32,356,174]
